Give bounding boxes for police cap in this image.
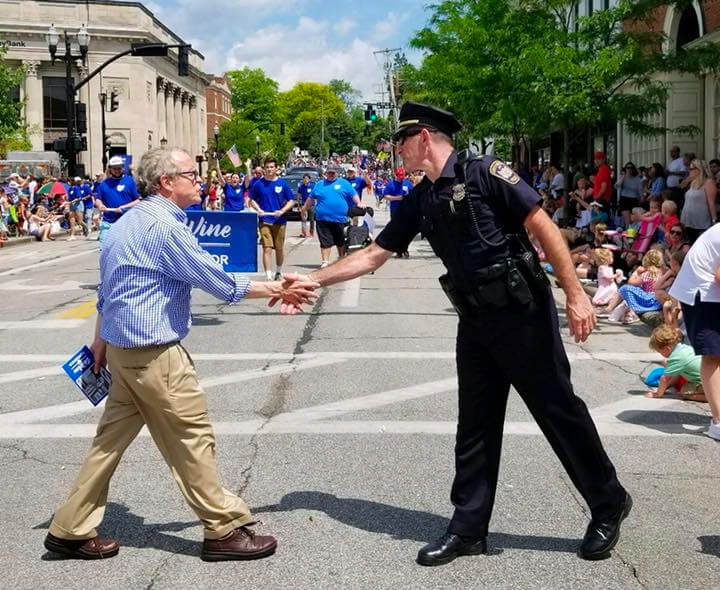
[392,101,462,142]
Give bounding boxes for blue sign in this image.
[185,210,258,273]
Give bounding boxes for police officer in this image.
[305,102,631,566]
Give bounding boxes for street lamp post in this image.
[47,24,90,177]
[213,124,220,161]
[196,146,206,177]
[255,135,261,166]
[160,137,168,148]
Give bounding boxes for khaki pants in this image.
[49,342,252,541]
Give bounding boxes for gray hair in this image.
[136,147,187,196]
[631,206,645,216]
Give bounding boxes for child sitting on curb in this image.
[646,324,706,402]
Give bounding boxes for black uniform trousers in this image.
[447,287,626,537]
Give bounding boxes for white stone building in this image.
[0,0,210,175]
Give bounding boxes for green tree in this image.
[329,79,361,111]
[0,46,29,157]
[225,67,279,126]
[411,0,720,177]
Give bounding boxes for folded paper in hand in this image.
[62,346,111,406]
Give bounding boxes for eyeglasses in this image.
[175,170,200,183]
[669,229,683,235]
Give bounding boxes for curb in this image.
[1,229,73,250]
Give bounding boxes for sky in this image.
[140,0,430,100]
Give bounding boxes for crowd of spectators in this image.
[529,145,720,435]
[0,172,103,244]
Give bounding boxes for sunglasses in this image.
[669,229,683,235]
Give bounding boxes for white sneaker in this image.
[704,421,720,441]
[320,261,329,268]
[67,235,76,241]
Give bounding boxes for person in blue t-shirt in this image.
[345,166,369,201]
[81,176,95,232]
[383,167,414,258]
[244,166,264,201]
[215,162,245,211]
[301,166,360,267]
[248,158,296,280]
[94,156,140,245]
[373,175,387,207]
[297,174,316,238]
[67,177,89,239]
[185,181,207,211]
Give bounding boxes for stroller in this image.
[344,206,374,254]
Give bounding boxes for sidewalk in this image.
[1,228,79,250]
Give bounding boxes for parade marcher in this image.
[67,176,89,239]
[215,164,245,211]
[301,165,360,267]
[248,158,296,280]
[302,102,630,566]
[383,167,414,258]
[94,155,140,245]
[345,166,369,202]
[44,147,319,562]
[81,176,95,233]
[297,173,316,237]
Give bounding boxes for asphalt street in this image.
[0,209,718,589]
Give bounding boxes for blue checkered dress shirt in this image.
[97,195,251,348]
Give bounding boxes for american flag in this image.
[227,144,241,168]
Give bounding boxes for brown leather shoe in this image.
[201,524,277,561]
[44,532,119,559]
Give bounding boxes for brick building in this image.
[206,75,232,147]
[619,0,720,166]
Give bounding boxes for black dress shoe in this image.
[417,532,487,566]
[579,492,633,560]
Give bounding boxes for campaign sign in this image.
[185,210,258,273]
[62,346,111,406]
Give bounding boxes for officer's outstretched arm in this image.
[309,243,392,287]
[524,205,596,343]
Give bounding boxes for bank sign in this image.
[186,210,258,273]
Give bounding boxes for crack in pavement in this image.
[237,289,329,499]
[144,551,178,590]
[0,442,81,468]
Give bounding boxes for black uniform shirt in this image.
[376,151,542,290]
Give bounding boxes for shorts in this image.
[619,196,639,212]
[259,222,286,250]
[316,219,346,248]
[70,201,85,213]
[681,292,720,356]
[84,206,94,225]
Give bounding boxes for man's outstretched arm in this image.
[309,243,393,287]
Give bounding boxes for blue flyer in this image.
[62,346,111,406]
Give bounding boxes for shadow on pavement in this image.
[33,503,199,559]
[254,491,578,553]
[616,409,708,436]
[698,535,720,558]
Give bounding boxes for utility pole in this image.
[320,98,325,162]
[373,48,401,169]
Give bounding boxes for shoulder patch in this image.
[488,160,519,185]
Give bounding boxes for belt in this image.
[471,260,510,283]
[117,340,180,351]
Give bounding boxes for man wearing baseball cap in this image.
[345,166,370,202]
[95,156,140,245]
[300,165,360,267]
[383,167,414,258]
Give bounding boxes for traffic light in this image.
[370,109,377,122]
[109,90,119,112]
[75,102,87,134]
[364,104,378,122]
[178,45,190,77]
[364,106,372,121]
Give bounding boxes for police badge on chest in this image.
[449,183,465,214]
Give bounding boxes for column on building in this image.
[76,64,91,174]
[174,87,183,149]
[23,60,44,151]
[189,96,199,159]
[156,77,167,145]
[181,91,190,153]
[165,82,175,146]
